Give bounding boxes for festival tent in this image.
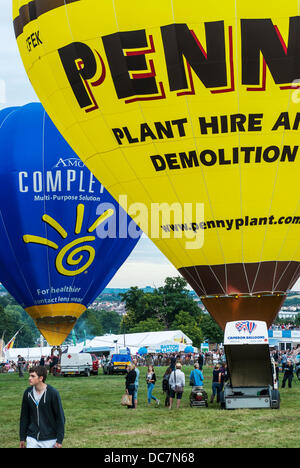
[5,330,195,361]
[5,344,84,363]
[83,330,194,355]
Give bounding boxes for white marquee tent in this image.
[5,330,196,361]
[83,330,196,354]
[5,344,84,363]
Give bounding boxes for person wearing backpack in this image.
[125,363,137,409]
[168,362,185,409]
[162,366,172,407]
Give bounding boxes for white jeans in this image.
[26,436,57,448]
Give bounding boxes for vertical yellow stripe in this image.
[42,214,68,239]
[75,204,85,234]
[88,209,114,233]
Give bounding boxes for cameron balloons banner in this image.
[0,104,140,345]
[13,1,300,328]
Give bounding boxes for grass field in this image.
[1,365,300,448]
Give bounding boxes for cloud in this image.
[105,234,183,288]
[0,1,38,107]
[107,260,179,289]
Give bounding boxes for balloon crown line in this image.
[201,292,287,299]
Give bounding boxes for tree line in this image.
[1,276,300,349]
[0,277,225,348]
[2,276,299,349]
[119,277,223,346]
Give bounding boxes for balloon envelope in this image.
[0,104,140,345]
[138,347,148,355]
[13,1,300,328]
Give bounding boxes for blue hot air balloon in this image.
[0,103,141,345]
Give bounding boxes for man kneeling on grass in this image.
[19,366,65,448]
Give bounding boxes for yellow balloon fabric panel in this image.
[13,0,300,307]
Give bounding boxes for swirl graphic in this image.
[23,204,114,277]
[55,236,96,276]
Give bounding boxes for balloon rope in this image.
[272,198,300,291]
[286,263,300,291]
[64,0,226,298]
[84,2,211,297]
[291,0,300,294]
[234,0,251,295]
[41,110,54,305]
[0,109,17,130]
[167,0,228,295]
[0,210,36,304]
[0,109,36,303]
[273,245,300,292]
[250,88,293,294]
[53,8,93,304]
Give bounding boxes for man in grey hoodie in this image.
[19,366,65,448]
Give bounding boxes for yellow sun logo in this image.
[23,204,114,276]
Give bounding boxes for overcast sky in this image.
[1,1,299,292]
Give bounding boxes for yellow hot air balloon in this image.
[13,0,300,329]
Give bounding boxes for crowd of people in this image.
[270,348,300,363]
[123,353,230,410]
[0,347,62,377]
[269,323,300,330]
[2,346,300,420]
[119,349,225,369]
[122,347,300,410]
[271,348,300,389]
[0,346,299,448]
